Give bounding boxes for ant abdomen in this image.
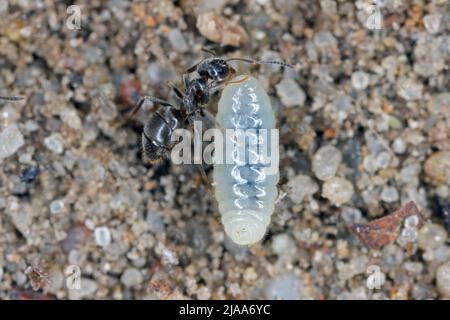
[141,108,183,162]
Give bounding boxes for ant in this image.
[128,50,292,179]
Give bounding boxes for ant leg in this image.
[168,82,184,100]
[201,48,217,56]
[182,73,190,90]
[0,95,24,101]
[184,63,200,76]
[186,117,213,192]
[196,163,213,193]
[129,95,176,118]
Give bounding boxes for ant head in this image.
[198,59,234,82]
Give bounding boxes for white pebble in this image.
[397,79,423,101]
[275,78,305,108]
[121,268,143,287]
[417,223,448,251]
[286,175,318,203]
[351,71,370,90]
[0,0,8,13]
[392,138,406,154]
[376,151,391,169]
[312,145,342,181]
[271,234,296,257]
[363,154,378,173]
[380,186,399,203]
[44,134,64,154]
[404,215,419,229]
[168,28,189,53]
[94,226,111,247]
[322,177,354,206]
[49,200,65,214]
[0,124,25,159]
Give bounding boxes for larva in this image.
[214,75,279,245]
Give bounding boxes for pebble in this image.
[0,124,25,159]
[275,78,306,108]
[271,234,297,258]
[436,261,450,298]
[49,200,65,214]
[392,138,406,154]
[60,108,82,131]
[341,206,363,224]
[147,63,175,85]
[376,151,391,169]
[286,175,318,203]
[380,186,399,203]
[351,71,370,90]
[263,273,301,300]
[120,268,143,287]
[196,12,248,46]
[397,79,423,101]
[0,0,8,13]
[146,212,165,233]
[417,223,448,251]
[20,166,40,183]
[61,224,91,254]
[404,215,419,229]
[312,145,342,181]
[427,93,450,116]
[399,163,421,184]
[44,133,64,154]
[313,30,337,49]
[168,28,189,53]
[94,226,111,247]
[424,151,450,185]
[193,0,228,14]
[161,246,179,267]
[322,177,354,206]
[223,236,249,262]
[363,154,378,173]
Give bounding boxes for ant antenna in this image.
[0,95,24,101]
[201,48,217,56]
[129,96,176,118]
[225,57,294,69]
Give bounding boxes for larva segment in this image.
[214,75,279,245]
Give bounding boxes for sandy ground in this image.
[0,0,450,300]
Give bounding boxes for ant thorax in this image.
[197,58,231,82]
[183,78,210,114]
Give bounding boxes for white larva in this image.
[214,75,279,245]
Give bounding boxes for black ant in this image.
[129,50,292,169]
